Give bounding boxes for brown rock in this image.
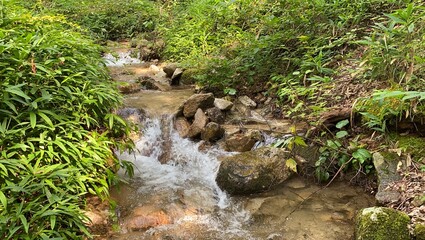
[183,93,215,118]
[174,117,190,138]
[118,83,140,94]
[171,68,183,86]
[139,77,171,91]
[225,130,261,152]
[206,107,225,124]
[201,122,225,142]
[187,109,209,138]
[163,63,177,78]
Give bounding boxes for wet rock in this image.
[116,107,146,125]
[238,95,257,108]
[171,68,183,86]
[355,207,410,240]
[118,82,141,94]
[139,76,171,91]
[123,206,172,232]
[206,107,225,124]
[216,147,293,195]
[373,152,402,204]
[163,63,177,78]
[187,109,208,138]
[174,117,190,138]
[214,98,233,111]
[201,122,224,142]
[224,130,261,152]
[183,93,215,118]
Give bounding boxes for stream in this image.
[107,48,375,240]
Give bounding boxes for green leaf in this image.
[293,136,307,147]
[286,158,297,173]
[352,148,371,164]
[336,130,348,139]
[19,215,29,233]
[336,119,349,129]
[50,215,56,230]
[0,190,7,209]
[29,112,36,129]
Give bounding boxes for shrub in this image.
[0,2,133,238]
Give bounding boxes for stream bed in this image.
[111,116,375,240]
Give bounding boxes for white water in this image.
[104,51,141,67]
[116,116,253,239]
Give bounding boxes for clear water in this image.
[111,116,375,240]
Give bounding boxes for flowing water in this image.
[111,115,375,240]
[106,49,375,239]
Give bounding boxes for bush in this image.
[0,2,133,238]
[22,0,158,41]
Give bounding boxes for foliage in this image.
[0,2,133,238]
[159,0,407,103]
[20,0,158,41]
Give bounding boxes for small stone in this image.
[214,98,234,111]
[238,95,257,108]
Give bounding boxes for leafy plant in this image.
[0,3,134,238]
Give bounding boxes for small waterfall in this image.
[115,115,253,239]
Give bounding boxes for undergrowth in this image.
[0,2,133,238]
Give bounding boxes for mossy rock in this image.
[415,224,425,240]
[355,207,410,240]
[216,147,293,195]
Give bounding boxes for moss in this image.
[415,224,425,240]
[389,133,425,161]
[355,207,410,240]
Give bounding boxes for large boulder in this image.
[216,147,293,195]
[201,122,224,142]
[183,93,215,118]
[355,207,410,240]
[187,108,209,138]
[163,63,177,78]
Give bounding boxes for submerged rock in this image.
[355,207,410,240]
[216,147,293,195]
[122,206,172,232]
[183,93,215,118]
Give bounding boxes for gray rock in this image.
[201,122,224,142]
[238,95,257,108]
[187,108,208,138]
[139,76,171,91]
[206,107,225,124]
[163,63,177,78]
[373,152,402,204]
[214,98,234,111]
[216,147,293,195]
[183,93,215,118]
[171,68,183,86]
[355,207,410,240]
[174,117,190,138]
